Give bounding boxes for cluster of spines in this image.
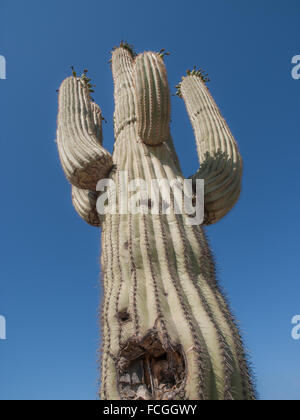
[187,66,210,82]
[157,48,171,59]
[112,40,137,58]
[176,66,210,97]
[70,66,97,100]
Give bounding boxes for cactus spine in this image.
[56,44,255,400]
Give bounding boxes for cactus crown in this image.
[175,83,182,97]
[69,67,97,100]
[108,45,170,65]
[112,40,137,58]
[80,69,96,95]
[176,66,210,97]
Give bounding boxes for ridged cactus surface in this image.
[179,75,242,224]
[57,76,112,189]
[133,52,171,146]
[55,44,255,400]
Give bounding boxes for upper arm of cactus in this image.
[180,75,243,225]
[71,185,101,227]
[111,47,137,139]
[56,76,113,189]
[90,102,104,144]
[133,52,171,146]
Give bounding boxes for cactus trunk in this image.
[55,44,255,400]
[101,130,252,400]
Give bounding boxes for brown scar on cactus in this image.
[55,43,256,400]
[117,331,186,400]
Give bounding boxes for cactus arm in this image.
[179,75,243,225]
[133,52,171,146]
[56,78,112,227]
[56,76,113,190]
[111,46,136,139]
[71,186,100,227]
[70,102,106,228]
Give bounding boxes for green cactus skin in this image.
[56,45,255,400]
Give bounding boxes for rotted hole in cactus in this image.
[117,331,186,400]
[118,311,130,323]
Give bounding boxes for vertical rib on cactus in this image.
[133,52,171,145]
[55,44,255,400]
[179,75,243,225]
[57,76,113,189]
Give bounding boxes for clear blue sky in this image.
[0,0,299,400]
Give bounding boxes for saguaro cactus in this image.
[56,44,255,400]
